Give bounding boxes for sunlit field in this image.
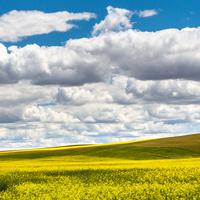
[0,134,200,199]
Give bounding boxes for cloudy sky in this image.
[0,0,200,150]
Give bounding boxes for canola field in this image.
[0,134,200,200]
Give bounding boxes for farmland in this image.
[0,133,200,199]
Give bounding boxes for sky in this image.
[0,0,200,150]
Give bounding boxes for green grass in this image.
[1,133,200,161]
[0,133,200,199]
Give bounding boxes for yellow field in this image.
[0,134,200,199]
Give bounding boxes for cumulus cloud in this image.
[0,43,110,85]
[92,6,133,36]
[0,10,96,42]
[2,27,200,85]
[1,102,199,150]
[126,78,200,104]
[22,105,79,123]
[56,84,113,105]
[0,124,96,150]
[0,84,56,107]
[4,42,86,84]
[138,9,158,18]
[70,28,200,81]
[1,6,200,149]
[56,76,200,106]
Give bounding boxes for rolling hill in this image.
[0,133,200,199]
[0,133,200,161]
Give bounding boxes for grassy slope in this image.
[1,134,200,199]
[0,133,200,161]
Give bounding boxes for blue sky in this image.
[1,0,200,47]
[1,0,200,150]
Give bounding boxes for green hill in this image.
[0,133,200,161]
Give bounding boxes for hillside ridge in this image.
[0,133,200,160]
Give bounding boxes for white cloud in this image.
[0,6,200,149]
[138,9,158,18]
[127,78,200,104]
[0,43,111,85]
[0,84,56,107]
[1,102,199,150]
[57,84,113,105]
[0,10,96,42]
[2,27,200,85]
[0,124,96,150]
[55,76,200,106]
[69,28,200,81]
[22,105,79,123]
[92,6,133,36]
